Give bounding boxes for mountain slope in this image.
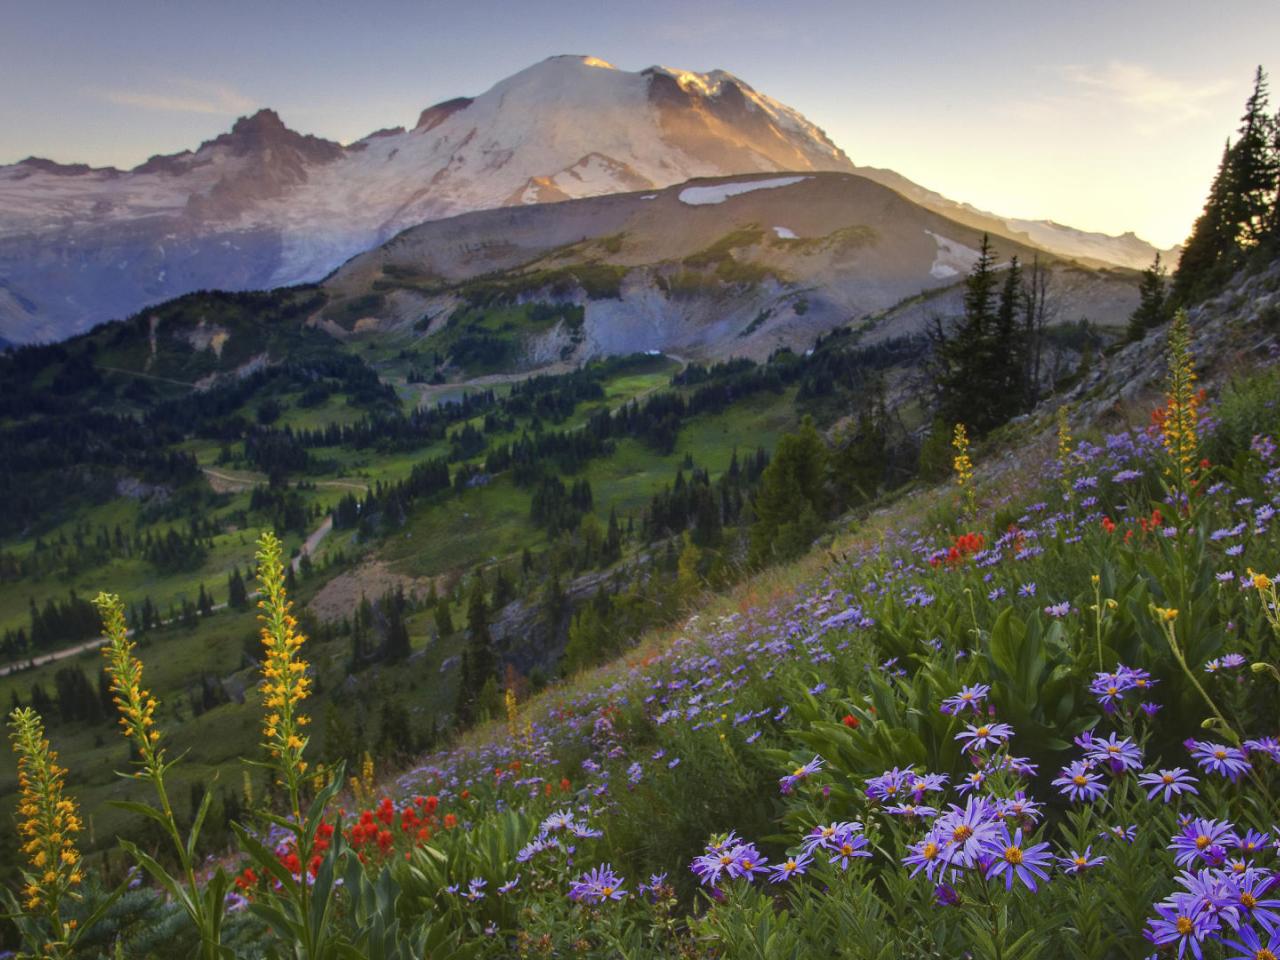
[320,171,1140,367]
[2,56,1171,345]
[0,56,851,343]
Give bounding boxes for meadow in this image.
[5,310,1280,959]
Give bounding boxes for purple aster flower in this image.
[1235,829,1271,857]
[885,802,937,819]
[1226,871,1280,932]
[725,843,770,882]
[955,721,1015,752]
[1018,582,1038,597]
[827,830,872,871]
[779,755,824,793]
[1098,824,1138,844]
[1090,670,1135,708]
[1169,819,1238,868]
[497,875,521,895]
[956,770,987,795]
[934,882,961,906]
[941,683,991,715]
[768,852,812,883]
[903,836,946,880]
[1058,847,1106,875]
[933,797,1002,870]
[1052,760,1106,802]
[1138,767,1200,802]
[1245,737,1280,763]
[1223,924,1280,960]
[801,821,863,855]
[866,767,914,802]
[995,792,1043,823]
[1146,895,1220,959]
[1084,732,1143,772]
[1189,740,1253,781]
[568,864,627,903]
[1044,602,1072,618]
[983,824,1052,891]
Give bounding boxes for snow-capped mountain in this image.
[0,55,1169,344]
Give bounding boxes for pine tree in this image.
[1128,253,1170,341]
[749,417,829,566]
[1231,66,1278,247]
[433,595,454,638]
[227,566,248,610]
[455,578,497,724]
[383,587,411,662]
[930,234,1014,432]
[994,255,1025,415]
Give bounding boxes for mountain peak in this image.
[202,108,343,162]
[229,108,287,137]
[542,54,617,70]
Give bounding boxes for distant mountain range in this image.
[0,55,1175,344]
[319,171,1139,366]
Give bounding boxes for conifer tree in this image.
[994,255,1025,409]
[749,417,829,566]
[1231,66,1277,247]
[1128,253,1171,341]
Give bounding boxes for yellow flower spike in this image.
[94,592,165,777]
[255,532,312,817]
[1161,309,1200,482]
[951,422,976,516]
[8,707,83,932]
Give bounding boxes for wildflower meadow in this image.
[5,312,1280,959]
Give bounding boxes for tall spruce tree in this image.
[931,234,1020,432]
[1232,66,1278,247]
[994,255,1025,413]
[1173,141,1237,304]
[748,417,828,566]
[1128,252,1171,341]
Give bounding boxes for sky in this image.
[2,0,1276,248]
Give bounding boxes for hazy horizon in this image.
[3,0,1277,248]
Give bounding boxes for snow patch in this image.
[772,225,797,239]
[925,230,979,280]
[640,194,657,200]
[678,176,810,206]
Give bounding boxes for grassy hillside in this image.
[2,271,1278,956]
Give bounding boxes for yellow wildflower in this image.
[8,707,82,923]
[256,532,312,802]
[94,592,164,776]
[1161,309,1200,480]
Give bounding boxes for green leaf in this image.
[119,838,195,918]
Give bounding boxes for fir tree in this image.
[1231,66,1277,247]
[749,417,829,566]
[1128,253,1171,341]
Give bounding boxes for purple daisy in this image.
[941,684,991,715]
[1057,847,1106,875]
[568,864,627,903]
[1189,740,1252,781]
[1138,767,1200,802]
[768,852,812,884]
[955,721,1015,752]
[1084,732,1143,772]
[1052,760,1106,802]
[983,824,1052,891]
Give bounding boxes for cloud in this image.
[94,80,257,116]
[1058,61,1233,131]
